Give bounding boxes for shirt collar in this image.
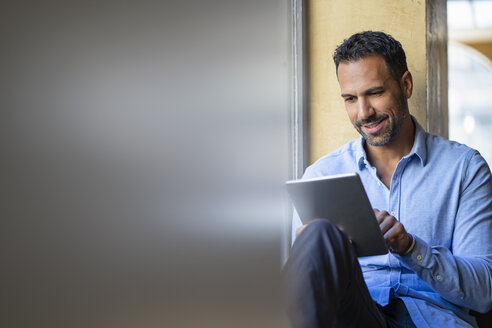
[355,116,428,170]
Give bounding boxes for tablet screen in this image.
[286,173,388,257]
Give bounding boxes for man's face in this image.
[337,56,411,146]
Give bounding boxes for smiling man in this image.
[284,31,492,328]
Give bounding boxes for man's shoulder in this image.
[420,132,491,181]
[303,139,361,179]
[424,132,478,162]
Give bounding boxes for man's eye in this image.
[344,97,355,103]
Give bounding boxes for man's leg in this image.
[283,219,387,328]
[380,299,416,328]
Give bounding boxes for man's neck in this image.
[365,116,415,187]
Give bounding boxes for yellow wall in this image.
[308,0,428,163]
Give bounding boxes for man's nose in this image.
[357,97,375,119]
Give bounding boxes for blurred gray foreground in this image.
[0,1,290,327]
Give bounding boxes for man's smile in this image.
[358,116,388,135]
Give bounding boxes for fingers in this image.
[378,212,396,235]
[376,212,403,240]
[373,209,411,254]
[383,221,405,242]
[374,209,390,225]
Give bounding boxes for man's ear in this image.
[400,71,413,99]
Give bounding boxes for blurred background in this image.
[3,1,491,327]
[0,1,291,327]
[448,0,492,165]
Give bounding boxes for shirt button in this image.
[416,254,423,261]
[436,275,442,281]
[390,211,396,216]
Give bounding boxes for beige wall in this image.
[308,0,428,163]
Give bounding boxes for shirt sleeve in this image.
[396,152,492,313]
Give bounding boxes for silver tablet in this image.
[286,173,388,257]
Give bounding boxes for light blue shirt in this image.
[292,119,492,328]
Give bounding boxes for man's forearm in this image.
[396,236,492,313]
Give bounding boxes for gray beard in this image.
[358,110,407,147]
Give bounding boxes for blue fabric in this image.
[292,118,492,328]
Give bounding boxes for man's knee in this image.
[305,218,338,232]
[292,219,356,268]
[299,219,349,245]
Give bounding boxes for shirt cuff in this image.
[394,235,433,270]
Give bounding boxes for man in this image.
[284,31,492,328]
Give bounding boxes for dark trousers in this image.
[283,219,416,328]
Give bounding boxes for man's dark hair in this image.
[333,31,408,81]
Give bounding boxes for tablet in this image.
[286,173,388,257]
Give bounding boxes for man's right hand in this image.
[374,209,412,255]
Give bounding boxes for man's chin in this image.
[366,139,387,147]
[355,126,391,146]
[362,133,390,147]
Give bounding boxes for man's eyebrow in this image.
[340,86,384,98]
[365,86,384,93]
